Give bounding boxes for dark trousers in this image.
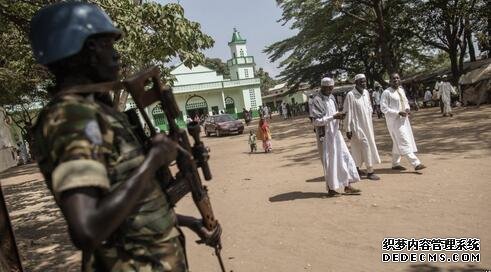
[373,104,382,119]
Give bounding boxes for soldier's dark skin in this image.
[50,33,220,252]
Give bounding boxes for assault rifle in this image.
[61,66,226,271]
[122,66,225,272]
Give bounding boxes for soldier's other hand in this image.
[398,111,407,117]
[346,131,352,140]
[148,133,178,167]
[194,220,222,248]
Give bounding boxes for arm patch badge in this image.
[84,120,103,145]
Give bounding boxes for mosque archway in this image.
[185,95,208,118]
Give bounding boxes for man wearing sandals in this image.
[343,74,381,181]
[311,77,361,197]
[380,73,427,171]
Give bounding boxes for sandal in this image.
[344,187,361,195]
[326,190,341,197]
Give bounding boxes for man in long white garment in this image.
[438,75,454,117]
[311,77,361,197]
[343,74,381,180]
[381,73,426,171]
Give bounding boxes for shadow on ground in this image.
[0,163,39,180]
[269,191,334,202]
[405,264,489,272]
[2,177,79,271]
[305,176,324,182]
[375,168,423,175]
[266,106,491,169]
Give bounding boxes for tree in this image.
[0,0,214,132]
[203,58,230,78]
[410,0,486,84]
[256,68,278,95]
[265,0,426,90]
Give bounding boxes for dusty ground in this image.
[1,105,490,272]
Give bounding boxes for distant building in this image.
[0,107,17,171]
[128,29,262,131]
[262,83,310,111]
[261,83,355,111]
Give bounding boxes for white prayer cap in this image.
[321,77,334,86]
[354,74,366,81]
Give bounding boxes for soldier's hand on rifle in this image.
[193,220,222,248]
[346,131,353,140]
[148,133,178,167]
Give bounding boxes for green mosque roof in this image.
[229,28,246,45]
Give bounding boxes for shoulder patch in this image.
[84,120,103,145]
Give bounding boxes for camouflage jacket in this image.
[33,93,182,271]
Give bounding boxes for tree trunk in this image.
[449,47,460,86]
[372,0,395,74]
[466,33,476,61]
[464,17,476,62]
[488,2,491,56]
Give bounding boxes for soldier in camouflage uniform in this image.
[29,2,220,271]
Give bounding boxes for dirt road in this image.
[1,105,490,271]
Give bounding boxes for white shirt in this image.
[372,90,381,105]
[424,90,432,101]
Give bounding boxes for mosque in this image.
[130,29,263,131]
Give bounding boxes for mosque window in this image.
[240,49,244,57]
[249,89,256,108]
[244,69,249,78]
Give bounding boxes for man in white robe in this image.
[437,75,454,117]
[308,94,315,122]
[311,77,361,197]
[371,83,383,119]
[281,102,288,119]
[343,74,381,180]
[434,77,444,113]
[381,73,426,171]
[423,87,432,107]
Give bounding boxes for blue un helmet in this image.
[29,2,122,65]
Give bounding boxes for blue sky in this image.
[155,0,296,78]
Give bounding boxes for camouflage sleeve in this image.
[43,98,113,200]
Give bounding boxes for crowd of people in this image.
[405,75,459,117]
[309,73,426,196]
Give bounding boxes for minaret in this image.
[227,28,256,80]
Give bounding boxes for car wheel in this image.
[238,130,243,134]
[205,130,211,137]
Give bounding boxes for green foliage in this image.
[409,0,486,83]
[203,57,230,78]
[256,68,278,95]
[266,0,425,89]
[0,0,214,133]
[0,0,214,108]
[94,0,214,78]
[267,0,487,89]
